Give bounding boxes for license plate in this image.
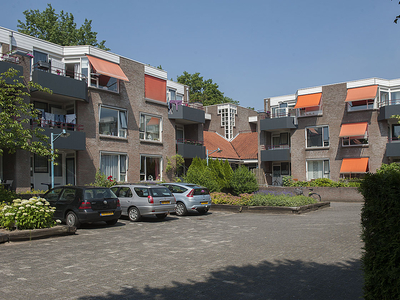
[100,212,114,216]
[201,202,208,205]
[161,201,170,205]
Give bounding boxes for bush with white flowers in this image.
[0,197,56,230]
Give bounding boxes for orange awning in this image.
[339,122,368,137]
[294,93,322,109]
[86,55,129,81]
[340,157,369,173]
[345,85,377,102]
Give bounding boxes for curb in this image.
[210,202,331,214]
[0,225,76,243]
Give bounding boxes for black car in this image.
[43,186,122,228]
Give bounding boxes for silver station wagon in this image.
[111,184,176,222]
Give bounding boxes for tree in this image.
[17,4,109,50]
[0,68,54,157]
[177,71,239,106]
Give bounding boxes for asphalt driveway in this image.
[0,202,363,300]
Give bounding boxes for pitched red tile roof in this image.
[231,132,258,160]
[203,131,258,160]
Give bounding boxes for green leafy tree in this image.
[17,4,109,50]
[177,71,239,106]
[166,154,184,179]
[0,68,54,157]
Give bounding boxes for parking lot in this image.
[0,202,363,300]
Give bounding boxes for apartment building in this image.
[0,26,205,192]
[260,78,400,185]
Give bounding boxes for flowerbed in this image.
[0,197,57,230]
[211,190,318,207]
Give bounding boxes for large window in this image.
[140,155,162,181]
[307,160,330,180]
[306,126,329,148]
[342,136,368,146]
[218,104,237,140]
[140,114,161,141]
[100,153,127,182]
[99,106,127,138]
[392,124,400,141]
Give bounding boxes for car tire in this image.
[176,202,187,216]
[66,211,80,228]
[156,213,167,220]
[106,219,118,225]
[198,208,209,215]
[128,207,141,222]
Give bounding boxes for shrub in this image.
[0,197,57,230]
[230,166,258,195]
[89,170,117,188]
[211,190,316,207]
[0,185,17,204]
[282,176,362,187]
[184,157,220,192]
[359,163,400,299]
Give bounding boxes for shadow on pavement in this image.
[78,258,363,300]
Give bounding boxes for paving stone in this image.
[0,202,363,300]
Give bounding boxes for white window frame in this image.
[306,159,330,181]
[100,151,128,182]
[139,113,162,142]
[99,105,127,138]
[305,125,329,149]
[140,154,162,181]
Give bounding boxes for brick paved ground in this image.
[0,202,363,300]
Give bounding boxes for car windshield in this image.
[84,188,117,200]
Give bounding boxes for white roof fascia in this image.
[167,80,185,94]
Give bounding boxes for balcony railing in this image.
[347,101,374,112]
[379,99,400,107]
[176,138,204,146]
[33,62,87,81]
[261,144,290,150]
[297,106,323,117]
[30,117,84,131]
[260,109,297,119]
[388,137,400,143]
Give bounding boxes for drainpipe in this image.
[9,31,13,52]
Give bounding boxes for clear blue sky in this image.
[2,0,400,110]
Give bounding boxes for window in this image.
[342,137,368,146]
[140,114,161,141]
[140,155,162,181]
[392,124,400,141]
[91,73,118,92]
[271,132,289,149]
[307,160,330,180]
[306,126,329,148]
[218,104,237,140]
[347,99,374,111]
[100,153,127,182]
[99,106,127,138]
[34,154,48,173]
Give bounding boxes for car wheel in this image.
[66,211,80,228]
[156,213,167,220]
[198,208,209,215]
[176,202,187,216]
[128,207,141,222]
[106,219,118,225]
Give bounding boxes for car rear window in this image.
[84,188,117,200]
[193,188,209,195]
[151,187,172,197]
[134,187,149,198]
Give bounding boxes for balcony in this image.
[378,100,400,121]
[176,139,206,159]
[31,63,88,102]
[31,118,85,151]
[347,101,374,112]
[0,60,24,84]
[168,101,205,124]
[385,138,400,157]
[260,110,296,131]
[260,145,291,162]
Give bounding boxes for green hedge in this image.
[359,163,400,299]
[282,176,361,187]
